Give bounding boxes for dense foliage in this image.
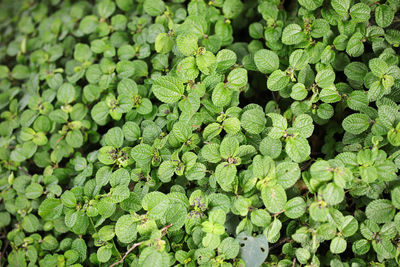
[1,0,400,266]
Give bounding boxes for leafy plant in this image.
[1,0,400,266]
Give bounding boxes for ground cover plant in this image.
[1,0,400,266]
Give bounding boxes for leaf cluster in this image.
[1,0,400,267]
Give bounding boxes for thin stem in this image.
[112,239,121,258]
[109,224,172,267]
[89,216,98,233]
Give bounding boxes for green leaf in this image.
[97,246,112,263]
[79,15,98,34]
[223,0,244,19]
[25,183,43,199]
[131,144,153,167]
[22,214,40,233]
[172,121,192,143]
[254,49,279,74]
[111,185,130,203]
[201,144,221,164]
[342,113,370,135]
[57,83,75,104]
[165,203,187,231]
[375,4,394,28]
[310,160,332,181]
[118,78,138,96]
[143,0,165,16]
[298,0,323,10]
[66,129,83,148]
[98,146,117,165]
[346,32,364,57]
[350,3,371,22]
[158,160,175,183]
[261,184,287,213]
[284,197,306,219]
[260,136,282,159]
[289,49,309,70]
[352,239,370,255]
[250,209,271,228]
[365,199,395,224]
[11,65,30,80]
[330,237,347,254]
[309,202,328,222]
[218,237,240,259]
[115,215,137,243]
[185,162,206,181]
[216,49,237,73]
[282,24,306,45]
[227,68,248,89]
[176,56,199,82]
[220,136,239,158]
[223,117,241,135]
[315,69,335,89]
[122,121,140,142]
[291,83,308,100]
[241,108,266,134]
[212,83,232,107]
[74,43,92,62]
[311,19,330,38]
[276,162,300,189]
[142,192,170,220]
[293,114,314,138]
[285,137,310,163]
[196,51,216,75]
[267,70,290,91]
[61,190,77,208]
[91,101,109,126]
[369,58,388,78]
[110,168,131,187]
[176,32,198,56]
[39,198,63,220]
[155,33,174,54]
[320,183,345,205]
[268,113,287,130]
[340,216,358,237]
[97,0,115,18]
[331,0,350,16]
[347,91,369,111]
[203,122,222,140]
[216,163,236,188]
[152,76,184,104]
[97,197,116,218]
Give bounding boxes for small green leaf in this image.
[254,49,279,74]
[152,76,184,104]
[342,113,370,135]
[176,32,198,56]
[285,137,310,163]
[241,108,266,134]
[262,184,287,213]
[284,197,306,219]
[267,70,290,91]
[331,0,350,16]
[330,237,347,254]
[115,215,137,243]
[365,199,395,224]
[375,4,394,28]
[282,24,306,45]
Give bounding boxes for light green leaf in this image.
[261,184,287,213]
[342,113,370,135]
[254,49,279,74]
[285,137,310,163]
[152,76,184,104]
